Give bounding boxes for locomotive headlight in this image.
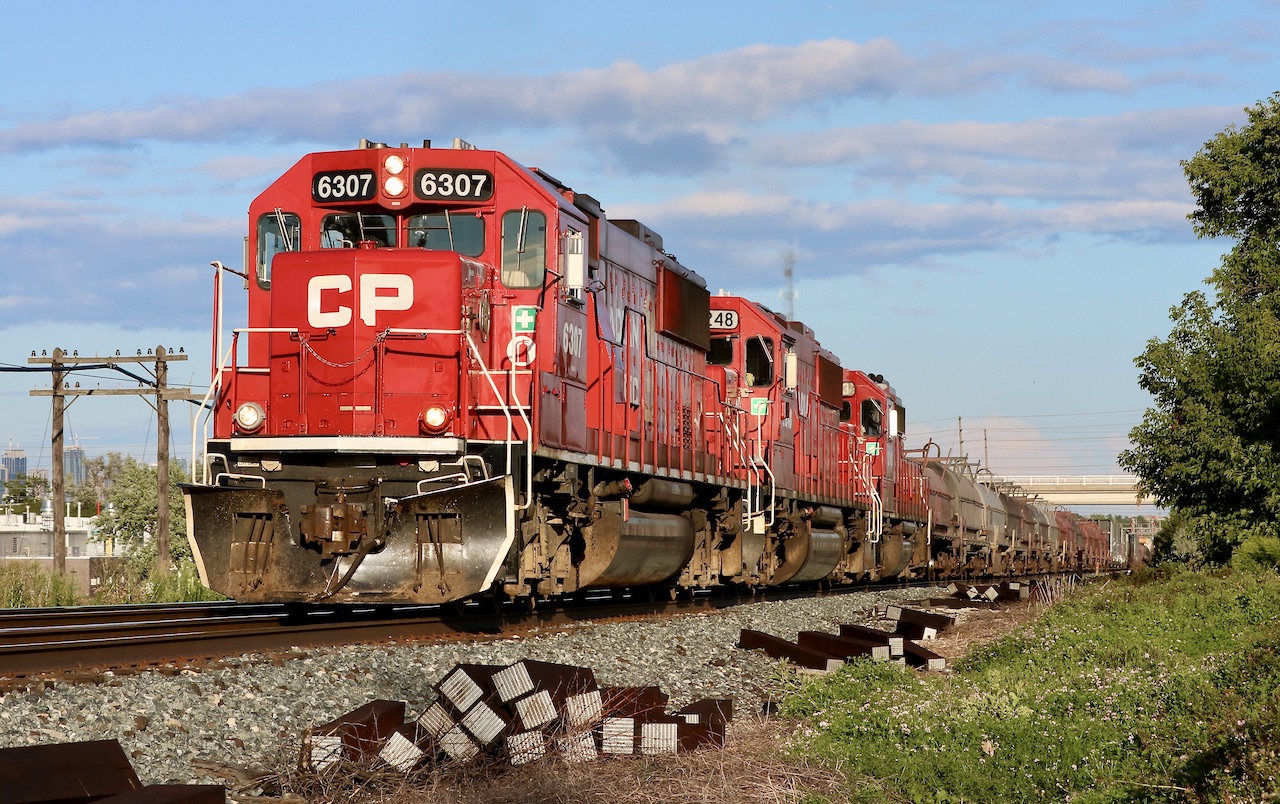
[233,402,266,432]
[383,175,407,197]
[421,404,452,434]
[384,154,406,175]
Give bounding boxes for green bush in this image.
[1233,535,1280,573]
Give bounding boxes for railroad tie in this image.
[796,630,892,662]
[92,785,227,803]
[303,663,732,769]
[738,629,844,672]
[885,604,956,639]
[838,623,905,657]
[305,700,405,770]
[902,640,947,672]
[0,739,141,803]
[0,740,229,803]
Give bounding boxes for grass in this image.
[779,566,1280,802]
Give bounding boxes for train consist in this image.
[183,139,1130,605]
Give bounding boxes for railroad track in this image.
[0,584,914,679]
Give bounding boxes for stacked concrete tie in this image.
[304,658,731,772]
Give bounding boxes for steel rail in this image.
[0,582,940,679]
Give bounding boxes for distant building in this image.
[0,505,102,559]
[64,442,86,486]
[1,445,27,486]
[1,504,115,597]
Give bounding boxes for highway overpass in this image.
[981,475,1156,507]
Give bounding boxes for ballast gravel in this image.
[0,587,939,785]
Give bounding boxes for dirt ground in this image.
[924,597,1048,664]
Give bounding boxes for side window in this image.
[862,398,884,438]
[256,211,300,288]
[840,400,853,423]
[500,208,546,289]
[744,336,774,387]
[707,336,733,366]
[321,214,397,248]
[408,212,485,256]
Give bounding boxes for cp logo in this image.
[308,274,413,328]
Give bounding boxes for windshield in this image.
[408,211,485,256]
[321,214,397,248]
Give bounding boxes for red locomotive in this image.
[184,139,1117,605]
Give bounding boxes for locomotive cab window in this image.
[862,398,884,438]
[321,213,397,248]
[408,211,485,256]
[840,400,853,422]
[744,336,774,387]
[500,208,546,289]
[256,211,300,288]
[707,336,733,366]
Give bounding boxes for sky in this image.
[0,0,1273,508]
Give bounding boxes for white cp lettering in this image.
[308,274,414,328]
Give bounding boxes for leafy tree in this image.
[92,456,190,566]
[1120,93,1280,562]
[67,452,133,513]
[4,474,50,514]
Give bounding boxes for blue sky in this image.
[0,0,1272,496]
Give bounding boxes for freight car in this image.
[183,139,1122,605]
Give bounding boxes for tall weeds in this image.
[0,557,223,608]
[0,562,81,607]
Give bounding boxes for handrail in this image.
[189,324,535,509]
[192,326,303,485]
[851,440,882,544]
[718,410,759,529]
[384,327,534,510]
[749,413,776,529]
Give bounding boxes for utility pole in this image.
[48,349,67,574]
[155,346,172,569]
[30,346,197,573]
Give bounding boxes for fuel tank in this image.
[575,502,696,589]
[769,526,844,585]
